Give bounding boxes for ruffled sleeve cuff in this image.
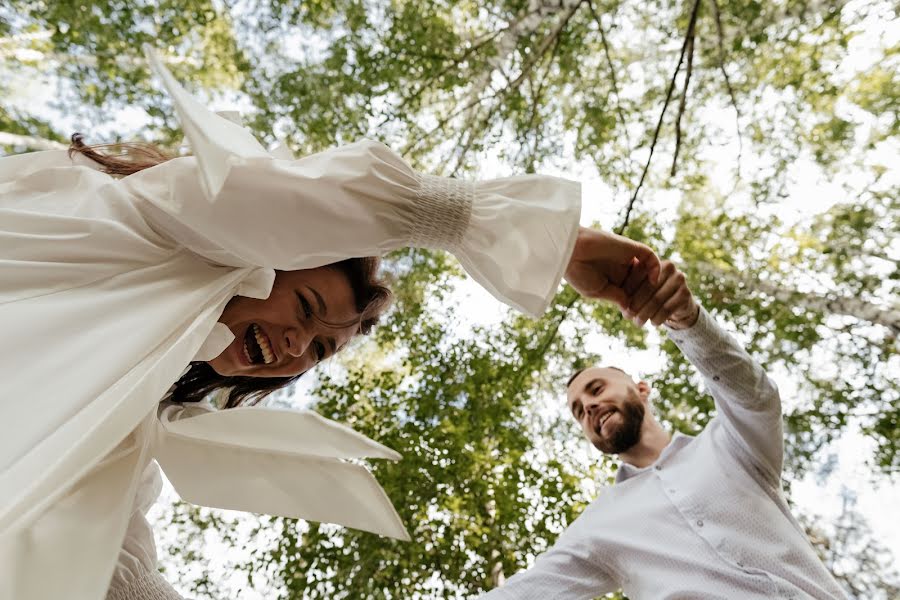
[407,172,581,316]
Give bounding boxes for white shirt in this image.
[482,308,848,600]
[0,47,582,600]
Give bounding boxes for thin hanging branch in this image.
[709,0,744,183]
[403,2,581,157]
[618,0,702,233]
[670,27,695,176]
[377,6,547,128]
[446,3,581,175]
[586,0,633,155]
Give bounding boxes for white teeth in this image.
[243,341,252,364]
[252,324,275,364]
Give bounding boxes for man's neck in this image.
[619,419,671,469]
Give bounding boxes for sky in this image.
[3,4,898,596]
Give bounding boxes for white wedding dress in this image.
[0,46,582,599]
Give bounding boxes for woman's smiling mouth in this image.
[243,323,275,365]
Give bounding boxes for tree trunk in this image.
[697,263,900,335]
[1,48,200,68]
[0,132,67,151]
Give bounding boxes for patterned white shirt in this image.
[481,307,848,600]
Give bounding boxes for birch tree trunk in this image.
[0,132,67,151]
[697,262,900,335]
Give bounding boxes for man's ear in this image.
[637,381,652,403]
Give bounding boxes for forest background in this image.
[1,0,898,598]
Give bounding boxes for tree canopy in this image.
[2,0,897,597]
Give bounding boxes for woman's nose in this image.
[284,327,311,358]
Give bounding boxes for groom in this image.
[480,239,848,599]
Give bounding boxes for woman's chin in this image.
[207,338,253,376]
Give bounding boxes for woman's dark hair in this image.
[69,133,175,177]
[70,134,393,408]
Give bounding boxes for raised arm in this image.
[126,47,582,317]
[477,525,617,599]
[621,260,784,483]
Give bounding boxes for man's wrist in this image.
[666,302,700,330]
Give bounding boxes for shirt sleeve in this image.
[665,306,784,483]
[477,533,617,599]
[124,47,582,317]
[105,463,185,600]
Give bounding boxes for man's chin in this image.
[592,430,640,455]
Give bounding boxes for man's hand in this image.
[620,259,699,329]
[564,227,662,310]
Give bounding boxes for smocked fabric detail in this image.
[409,174,474,251]
[106,568,184,600]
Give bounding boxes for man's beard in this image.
[592,391,645,454]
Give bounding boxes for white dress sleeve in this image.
[124,46,581,317]
[105,463,185,600]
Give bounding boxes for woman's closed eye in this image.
[297,292,313,320]
[296,293,327,361]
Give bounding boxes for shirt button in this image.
[713,375,720,381]
[654,465,662,471]
[668,488,676,494]
[696,519,704,527]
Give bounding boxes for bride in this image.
[0,46,660,599]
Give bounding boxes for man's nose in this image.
[284,327,312,358]
[585,399,605,416]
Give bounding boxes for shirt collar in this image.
[614,432,693,484]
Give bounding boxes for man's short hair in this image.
[566,366,628,388]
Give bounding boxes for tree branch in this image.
[445,3,582,174]
[586,0,635,167]
[618,0,702,233]
[670,27,695,176]
[709,0,743,183]
[387,11,538,118]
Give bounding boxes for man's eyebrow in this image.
[307,285,328,315]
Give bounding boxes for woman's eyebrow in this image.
[306,285,328,315]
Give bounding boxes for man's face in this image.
[566,367,648,454]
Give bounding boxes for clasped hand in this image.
[564,227,699,330]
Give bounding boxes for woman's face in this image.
[208,268,360,378]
